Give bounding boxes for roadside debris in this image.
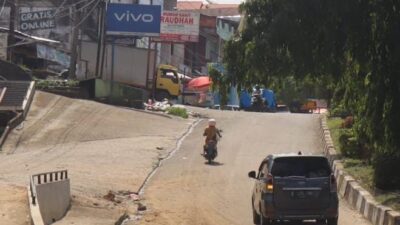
[144,98,171,111]
[137,203,147,211]
[103,190,140,203]
[103,191,116,202]
[130,193,140,201]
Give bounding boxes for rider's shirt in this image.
[204,126,220,143]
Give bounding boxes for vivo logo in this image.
[114,11,154,22]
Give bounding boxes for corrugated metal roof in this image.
[0,27,59,44]
[0,81,31,110]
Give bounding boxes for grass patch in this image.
[327,117,343,154]
[167,107,189,119]
[375,192,400,211]
[343,158,374,191]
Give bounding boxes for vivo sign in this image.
[114,12,154,22]
[106,3,161,37]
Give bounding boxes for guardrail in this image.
[0,112,23,148]
[0,81,36,150]
[29,170,68,205]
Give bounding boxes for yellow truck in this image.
[151,64,182,101]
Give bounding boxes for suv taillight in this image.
[330,174,337,192]
[265,174,274,192]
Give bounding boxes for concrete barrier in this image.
[385,210,400,225]
[28,185,44,225]
[29,170,70,225]
[339,175,355,198]
[36,179,70,224]
[356,189,371,213]
[371,205,392,225]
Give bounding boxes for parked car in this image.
[248,153,338,225]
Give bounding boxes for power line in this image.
[0,0,6,18]
[53,0,68,16]
[70,0,101,30]
[0,39,34,49]
[52,0,99,20]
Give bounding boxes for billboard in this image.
[20,9,56,31]
[154,11,200,43]
[106,3,161,37]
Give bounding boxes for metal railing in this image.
[29,170,68,205]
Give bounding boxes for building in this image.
[0,0,98,78]
[176,1,240,75]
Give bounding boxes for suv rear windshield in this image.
[271,157,331,178]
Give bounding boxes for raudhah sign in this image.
[154,11,200,42]
[106,3,161,37]
[20,9,56,31]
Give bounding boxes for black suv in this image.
[248,154,338,225]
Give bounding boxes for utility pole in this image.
[7,0,17,62]
[69,0,82,79]
[95,1,105,78]
[99,0,107,80]
[145,0,153,91]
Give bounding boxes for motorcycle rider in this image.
[203,119,222,155]
[253,85,262,96]
[252,85,265,110]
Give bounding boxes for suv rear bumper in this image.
[262,196,338,220]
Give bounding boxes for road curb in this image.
[319,116,400,225]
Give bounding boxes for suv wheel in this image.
[252,206,260,224]
[327,217,338,225]
[259,206,271,225]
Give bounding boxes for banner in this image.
[106,3,161,37]
[37,44,70,67]
[20,9,56,31]
[154,11,200,43]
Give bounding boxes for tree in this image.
[224,0,400,189]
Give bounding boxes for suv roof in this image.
[264,153,326,161]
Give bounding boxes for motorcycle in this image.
[204,140,218,164]
[203,130,222,164]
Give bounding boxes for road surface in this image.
[138,110,371,225]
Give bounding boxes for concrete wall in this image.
[36,179,70,225]
[80,41,155,87]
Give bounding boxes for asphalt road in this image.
[137,110,371,225]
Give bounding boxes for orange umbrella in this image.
[187,76,212,89]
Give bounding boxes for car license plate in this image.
[291,190,318,199]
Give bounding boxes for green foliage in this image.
[330,104,351,119]
[327,117,344,154]
[225,0,400,189]
[208,66,229,106]
[166,107,188,119]
[338,129,361,158]
[35,79,80,89]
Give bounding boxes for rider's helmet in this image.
[255,85,260,90]
[208,118,216,126]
